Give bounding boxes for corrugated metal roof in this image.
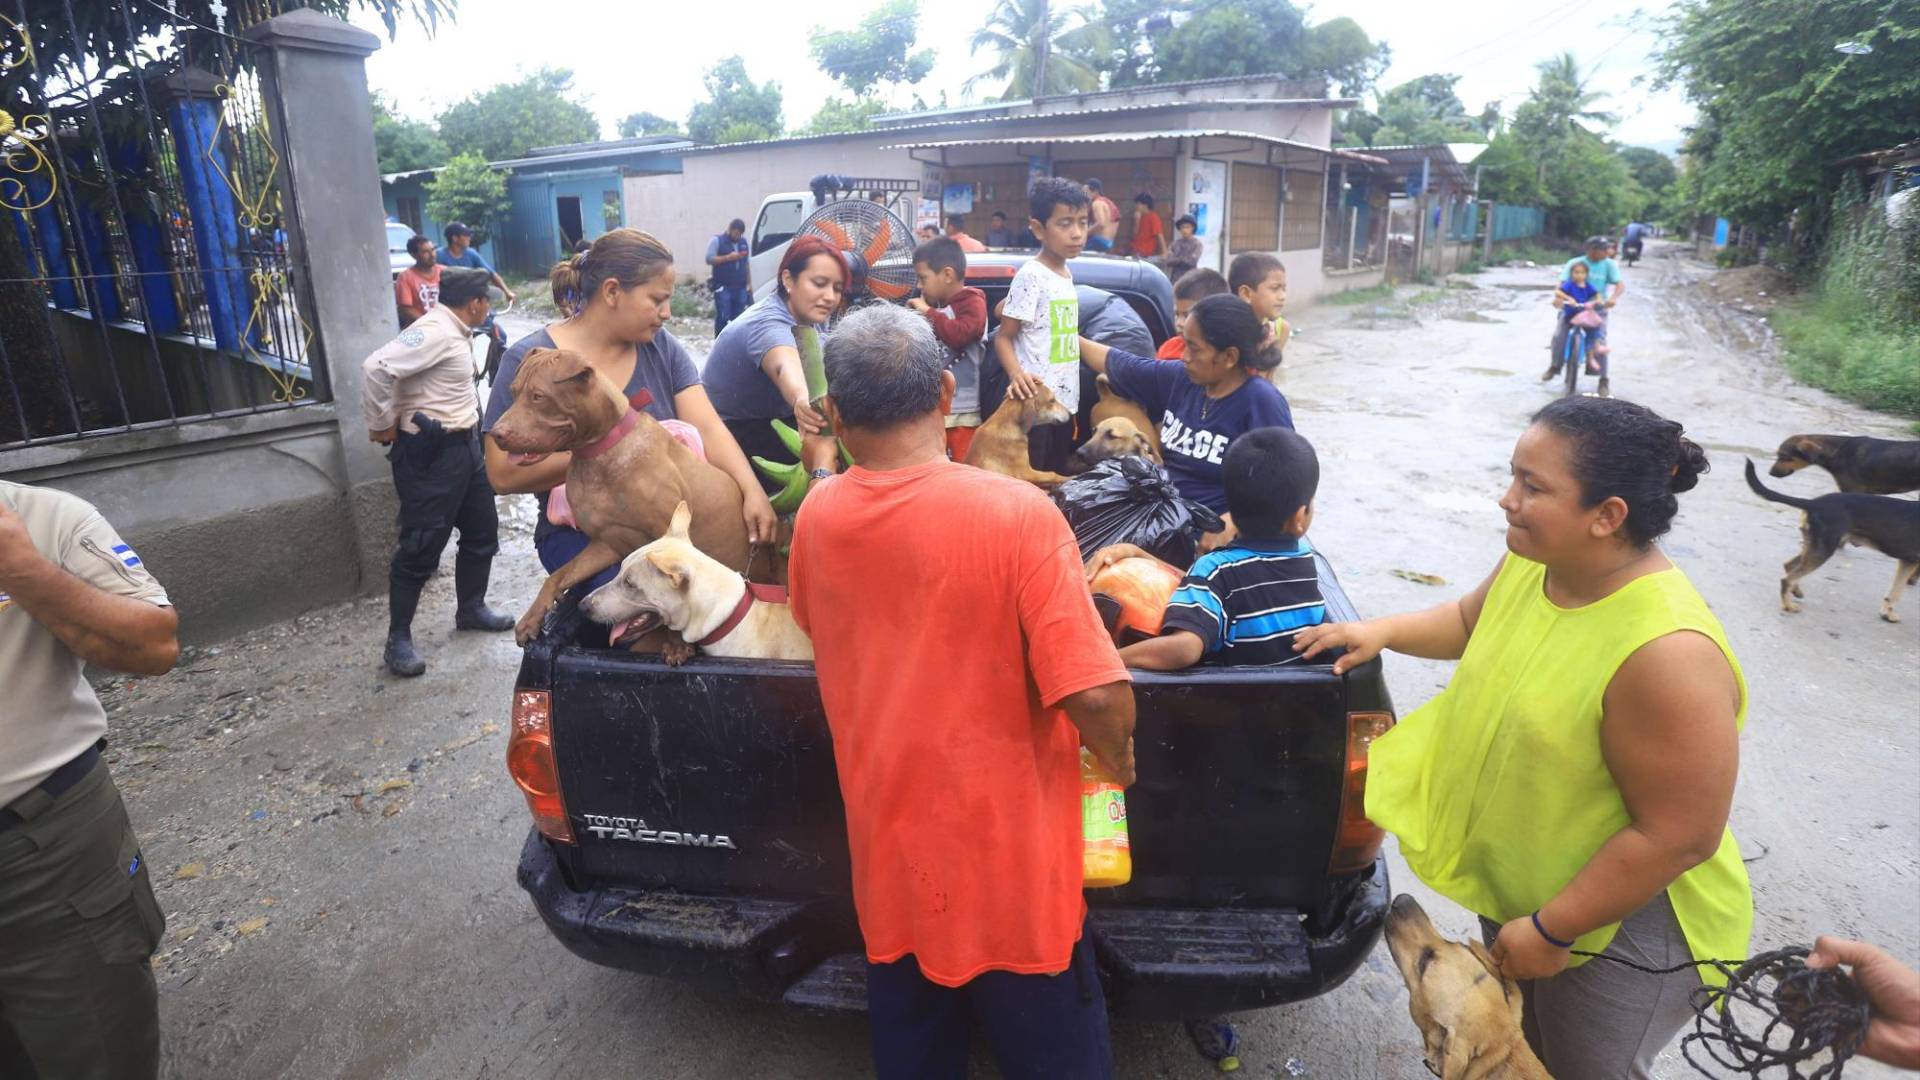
[672,97,1356,156]
[871,72,1337,125]
[880,129,1387,166]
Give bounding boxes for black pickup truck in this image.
[508,556,1396,1020]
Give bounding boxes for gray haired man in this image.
[787,305,1134,1079]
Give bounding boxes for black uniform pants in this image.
[0,760,164,1080]
[388,425,499,594]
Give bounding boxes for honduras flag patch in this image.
[111,544,142,568]
[0,591,11,613]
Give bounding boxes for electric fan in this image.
[790,197,918,304]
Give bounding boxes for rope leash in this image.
[1567,946,1869,1078]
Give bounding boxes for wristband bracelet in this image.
[1531,911,1575,949]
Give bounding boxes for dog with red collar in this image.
[582,501,813,664]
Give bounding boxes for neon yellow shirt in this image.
[1367,555,1752,984]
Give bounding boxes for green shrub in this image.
[1325,283,1396,305]
[674,275,716,320]
[1772,191,1920,417]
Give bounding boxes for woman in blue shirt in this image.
[702,237,849,490]
[482,229,777,584]
[1077,294,1295,548]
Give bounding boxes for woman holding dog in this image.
[1076,293,1293,546]
[482,229,779,577]
[1295,397,1749,1080]
[704,236,850,490]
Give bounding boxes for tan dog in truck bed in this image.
[964,384,1075,488]
[1385,895,1552,1080]
[1090,374,1162,461]
[490,347,751,645]
[581,502,812,663]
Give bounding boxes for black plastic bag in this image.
[1053,457,1224,568]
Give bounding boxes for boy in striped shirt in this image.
[1090,427,1325,669]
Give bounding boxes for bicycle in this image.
[1561,305,1606,398]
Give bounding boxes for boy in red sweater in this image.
[908,237,990,460]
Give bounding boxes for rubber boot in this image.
[385,580,427,677]
[453,552,515,632]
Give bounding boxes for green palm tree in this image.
[968,0,1103,101]
[1531,52,1617,136]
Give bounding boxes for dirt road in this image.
[104,241,1915,1078]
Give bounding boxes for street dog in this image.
[1090,374,1163,460]
[964,384,1075,488]
[581,502,812,664]
[1769,434,1920,495]
[1064,417,1158,474]
[1385,895,1551,1080]
[1745,459,1920,622]
[491,347,753,645]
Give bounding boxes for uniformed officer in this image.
[0,480,180,1079]
[362,265,515,677]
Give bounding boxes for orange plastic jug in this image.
[1081,749,1132,888]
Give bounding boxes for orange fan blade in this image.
[863,219,893,266]
[813,218,852,251]
[867,278,911,301]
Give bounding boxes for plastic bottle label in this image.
[1083,784,1130,850]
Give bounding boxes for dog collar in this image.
[695,577,789,647]
[573,390,656,461]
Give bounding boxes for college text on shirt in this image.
[1160,410,1232,464]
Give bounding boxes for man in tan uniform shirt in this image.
[0,479,179,1079]
[361,265,514,676]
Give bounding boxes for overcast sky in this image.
[355,0,1692,154]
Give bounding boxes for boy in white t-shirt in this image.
[994,177,1090,472]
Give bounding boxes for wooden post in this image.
[1348,206,1358,271]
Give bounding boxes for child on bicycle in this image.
[1543,260,1606,386]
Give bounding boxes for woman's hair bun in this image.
[1671,436,1709,493]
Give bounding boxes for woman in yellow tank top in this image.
[1296,397,1749,1080]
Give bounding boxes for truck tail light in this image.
[508,689,573,844]
[1328,711,1395,875]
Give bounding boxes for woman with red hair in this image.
[704,236,849,488]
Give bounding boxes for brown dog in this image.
[1385,895,1552,1080]
[1769,434,1920,495]
[964,384,1075,488]
[1090,374,1163,461]
[1065,417,1158,474]
[491,348,751,645]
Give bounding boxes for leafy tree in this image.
[800,97,891,136]
[811,0,936,103]
[617,112,683,139]
[1616,146,1677,219]
[424,153,510,246]
[1659,0,1920,241]
[1071,1,1388,95]
[1510,53,1615,171]
[1475,131,1550,207]
[1299,16,1392,98]
[687,56,784,144]
[437,68,599,162]
[372,94,448,174]
[1375,75,1483,145]
[969,0,1103,100]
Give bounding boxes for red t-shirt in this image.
[788,460,1129,986]
[395,264,441,318]
[1155,335,1186,360]
[1131,212,1165,257]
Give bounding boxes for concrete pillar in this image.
[243,10,395,592]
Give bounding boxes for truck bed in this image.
[513,554,1392,1018]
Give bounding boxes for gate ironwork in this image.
[0,0,326,451]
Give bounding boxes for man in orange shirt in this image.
[1129,194,1166,259]
[944,213,987,253]
[790,304,1135,1079]
[394,234,440,328]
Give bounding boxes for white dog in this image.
[581,502,813,663]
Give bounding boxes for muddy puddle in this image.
[1445,312,1501,323]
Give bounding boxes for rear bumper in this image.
[518,830,1387,1018]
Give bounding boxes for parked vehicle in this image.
[508,562,1396,1020]
[386,220,416,280]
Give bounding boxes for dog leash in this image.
[1560,946,1867,1079]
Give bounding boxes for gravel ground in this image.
[93,240,1916,1078]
